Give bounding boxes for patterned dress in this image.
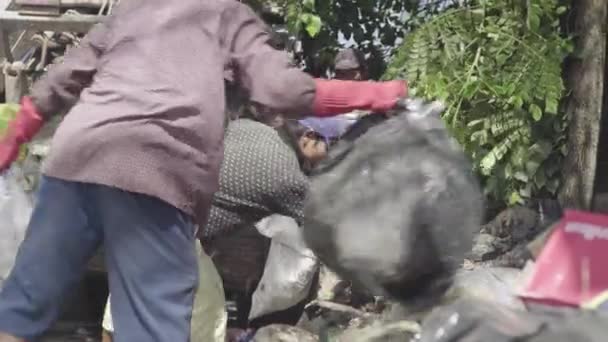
[201,119,308,239]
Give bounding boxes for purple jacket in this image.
[29,0,316,226]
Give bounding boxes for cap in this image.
[334,48,362,71]
[299,116,355,144]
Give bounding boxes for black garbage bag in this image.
[302,99,484,308]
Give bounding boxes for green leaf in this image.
[529,141,553,159]
[520,184,532,198]
[300,14,323,37]
[534,170,547,188]
[514,171,529,182]
[382,1,571,208]
[467,119,486,128]
[505,163,513,179]
[508,96,524,109]
[528,14,540,31]
[556,6,568,15]
[530,104,543,121]
[480,152,497,176]
[509,191,524,205]
[545,97,559,114]
[526,159,541,175]
[303,0,315,11]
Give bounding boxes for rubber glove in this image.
[313,79,407,116]
[0,97,44,172]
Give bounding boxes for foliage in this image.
[384,0,573,206]
[246,0,456,78]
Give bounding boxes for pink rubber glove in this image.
[312,79,407,117]
[0,97,44,172]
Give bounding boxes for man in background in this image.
[334,48,367,81]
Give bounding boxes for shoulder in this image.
[225,119,284,146]
[224,119,302,172]
[215,0,265,29]
[216,0,257,17]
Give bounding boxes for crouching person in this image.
[0,0,406,341]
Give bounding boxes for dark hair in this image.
[335,49,368,77]
[276,120,317,175]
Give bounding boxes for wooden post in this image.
[559,0,608,210]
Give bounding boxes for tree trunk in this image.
[559,0,607,210]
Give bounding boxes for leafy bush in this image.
[384,0,573,206]
[247,0,450,78]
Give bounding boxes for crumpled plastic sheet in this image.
[419,298,545,342]
[0,166,34,282]
[419,297,608,342]
[249,215,319,320]
[446,267,527,311]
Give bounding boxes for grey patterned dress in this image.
[201,119,308,239]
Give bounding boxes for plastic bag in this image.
[103,243,227,342]
[419,298,545,342]
[0,166,34,281]
[420,298,608,342]
[446,267,527,311]
[191,243,228,342]
[302,99,484,306]
[520,210,608,309]
[249,215,319,320]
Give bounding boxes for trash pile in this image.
[232,211,608,342]
[221,100,608,342]
[3,91,608,341]
[1,4,608,341]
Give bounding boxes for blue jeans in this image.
[0,176,199,341]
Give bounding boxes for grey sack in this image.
[302,99,484,308]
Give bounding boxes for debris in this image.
[338,320,420,342]
[469,233,511,261]
[488,243,534,269]
[444,267,526,311]
[316,265,348,303]
[419,298,544,342]
[296,299,378,339]
[0,165,33,280]
[203,226,270,296]
[252,324,318,342]
[418,297,608,342]
[306,300,370,318]
[481,206,540,241]
[190,244,228,342]
[526,223,558,259]
[527,313,608,342]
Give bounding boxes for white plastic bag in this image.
[103,243,227,342]
[249,215,319,320]
[0,166,33,281]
